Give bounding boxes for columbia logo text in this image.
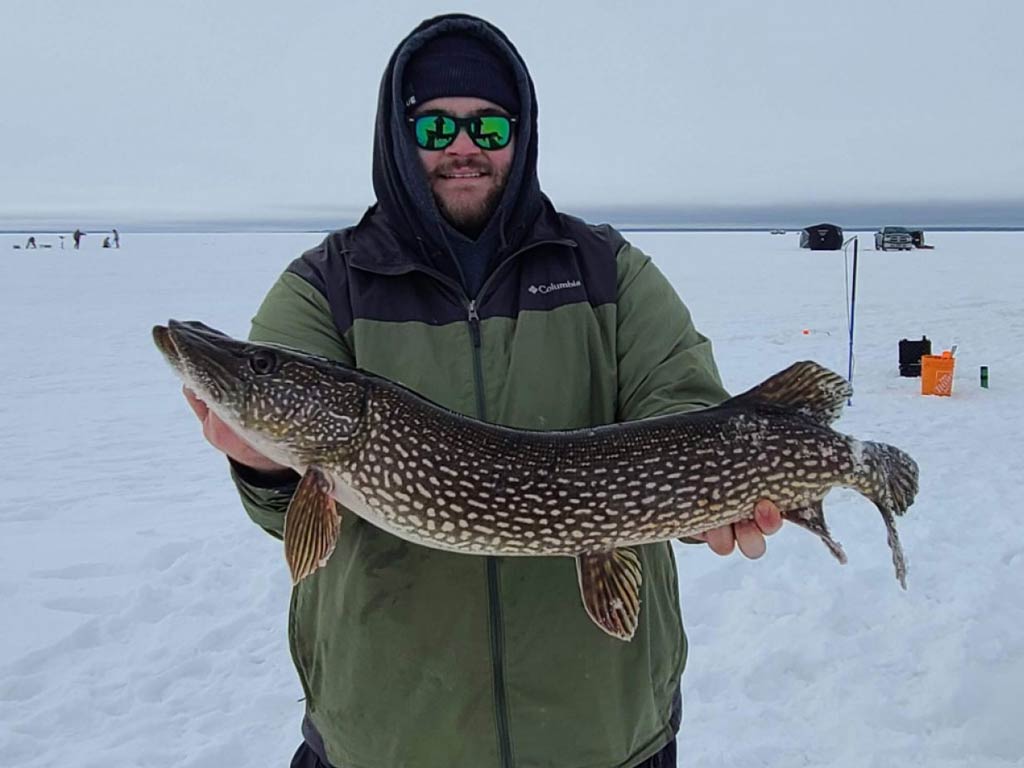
[528,279,582,295]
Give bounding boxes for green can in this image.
[980,365,989,388]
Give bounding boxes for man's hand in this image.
[692,500,783,559]
[182,386,289,472]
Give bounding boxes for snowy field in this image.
[1,229,1022,767]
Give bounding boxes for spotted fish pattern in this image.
[154,320,920,640]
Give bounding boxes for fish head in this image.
[153,320,368,465]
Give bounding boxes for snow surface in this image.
[1,230,1022,767]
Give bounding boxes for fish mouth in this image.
[154,320,236,360]
[153,319,222,366]
[152,324,179,363]
[152,320,242,406]
[152,323,185,376]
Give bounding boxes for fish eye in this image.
[249,349,278,375]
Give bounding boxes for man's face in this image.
[413,96,515,237]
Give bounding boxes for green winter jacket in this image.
[229,12,729,768]
[231,219,727,768]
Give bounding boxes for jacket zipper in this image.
[467,239,575,768]
[463,296,511,767]
[466,299,487,421]
[487,557,512,768]
[353,237,577,768]
[465,237,578,409]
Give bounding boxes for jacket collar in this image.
[343,198,571,277]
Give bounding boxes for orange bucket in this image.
[921,351,955,396]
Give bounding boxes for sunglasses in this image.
[407,113,517,151]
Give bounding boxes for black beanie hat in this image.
[403,33,518,113]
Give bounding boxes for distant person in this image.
[178,14,784,768]
[59,235,65,250]
[112,228,120,248]
[102,236,111,248]
[26,236,37,249]
[72,229,84,249]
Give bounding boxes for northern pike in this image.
[154,320,920,641]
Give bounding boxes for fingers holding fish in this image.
[698,525,737,556]
[696,499,783,560]
[734,520,768,559]
[181,386,288,472]
[183,386,208,420]
[753,499,783,536]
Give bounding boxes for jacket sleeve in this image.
[614,240,730,421]
[229,267,354,539]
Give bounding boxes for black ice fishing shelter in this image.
[799,223,843,250]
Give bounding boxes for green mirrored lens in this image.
[411,114,514,151]
[472,116,512,149]
[415,115,457,149]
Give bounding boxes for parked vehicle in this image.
[875,226,914,251]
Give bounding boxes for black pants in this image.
[291,691,681,768]
[291,740,676,768]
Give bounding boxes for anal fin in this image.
[284,466,342,584]
[783,502,848,565]
[576,548,643,641]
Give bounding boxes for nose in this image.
[445,128,481,156]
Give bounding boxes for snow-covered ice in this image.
[1,230,1021,767]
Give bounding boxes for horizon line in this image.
[3,200,1023,234]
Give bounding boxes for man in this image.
[185,13,782,768]
[72,228,84,249]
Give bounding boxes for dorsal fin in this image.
[724,361,852,425]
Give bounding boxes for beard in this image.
[429,157,510,238]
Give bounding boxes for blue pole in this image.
[847,236,859,403]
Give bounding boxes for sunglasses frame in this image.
[407,113,518,151]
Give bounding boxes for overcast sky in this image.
[2,0,1022,228]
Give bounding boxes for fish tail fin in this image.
[857,441,920,588]
[861,441,920,517]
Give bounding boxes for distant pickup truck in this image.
[875,226,914,251]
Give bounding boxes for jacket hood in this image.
[370,14,543,272]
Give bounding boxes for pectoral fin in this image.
[576,548,643,641]
[783,502,847,565]
[284,466,341,584]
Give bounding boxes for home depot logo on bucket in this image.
[921,352,956,396]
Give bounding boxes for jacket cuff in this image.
[228,458,300,490]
